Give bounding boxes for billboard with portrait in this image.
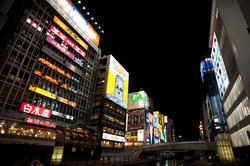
[106,55,129,109]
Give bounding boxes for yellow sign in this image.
[29,85,56,99]
[106,55,129,109]
[53,16,88,50]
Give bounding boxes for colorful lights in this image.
[38,58,71,79]
[29,85,56,100]
[25,117,56,128]
[50,25,86,58]
[53,16,88,50]
[29,85,76,107]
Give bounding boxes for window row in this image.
[223,75,244,114]
[227,97,250,129]
[103,126,125,136]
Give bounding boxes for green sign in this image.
[131,93,142,103]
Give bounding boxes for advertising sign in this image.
[53,16,88,50]
[128,110,145,130]
[149,112,154,124]
[47,0,100,50]
[211,32,229,98]
[106,55,129,109]
[164,115,168,124]
[20,102,52,118]
[46,35,83,67]
[128,91,149,110]
[29,85,76,107]
[102,133,125,142]
[137,129,144,141]
[153,113,157,128]
[29,85,56,100]
[49,25,86,58]
[25,117,56,128]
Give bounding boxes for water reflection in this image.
[157,160,180,166]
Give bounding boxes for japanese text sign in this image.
[20,102,52,118]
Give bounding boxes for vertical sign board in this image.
[105,55,129,109]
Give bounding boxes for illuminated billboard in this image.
[153,112,157,128]
[47,0,100,50]
[49,25,86,58]
[20,102,52,118]
[106,55,129,109]
[102,133,125,142]
[211,32,229,98]
[128,91,149,110]
[53,16,88,50]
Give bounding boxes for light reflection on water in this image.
[156,160,180,166]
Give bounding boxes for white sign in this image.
[137,129,144,141]
[102,133,125,142]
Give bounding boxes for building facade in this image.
[200,57,227,141]
[92,55,128,153]
[126,90,151,146]
[209,0,250,159]
[0,0,101,164]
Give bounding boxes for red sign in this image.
[20,102,52,118]
[25,117,56,128]
[50,25,86,58]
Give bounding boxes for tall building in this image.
[209,0,250,160]
[200,57,227,141]
[126,90,152,146]
[0,0,101,164]
[92,54,129,153]
[166,118,175,142]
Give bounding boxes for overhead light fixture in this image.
[91,17,94,20]
[78,0,81,4]
[101,30,104,33]
[87,12,90,15]
[94,22,97,25]
[82,6,86,10]
[98,26,101,29]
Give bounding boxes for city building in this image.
[166,118,175,142]
[200,57,227,141]
[126,90,152,146]
[209,0,250,160]
[92,54,128,153]
[0,0,101,164]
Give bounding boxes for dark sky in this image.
[75,0,212,140]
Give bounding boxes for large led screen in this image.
[106,56,129,109]
[211,32,229,98]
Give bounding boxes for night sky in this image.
[75,0,212,140]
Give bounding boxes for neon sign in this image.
[53,16,88,50]
[20,102,52,118]
[38,58,71,79]
[45,34,84,67]
[29,85,56,100]
[50,25,86,58]
[34,70,59,85]
[29,85,76,107]
[38,58,79,83]
[25,117,56,128]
